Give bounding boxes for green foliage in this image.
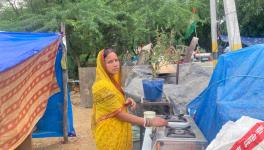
[236,0,264,37]
[0,0,209,79]
[217,0,264,37]
[150,30,179,78]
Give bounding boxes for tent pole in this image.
[61,22,69,143]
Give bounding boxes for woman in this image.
[91,48,167,150]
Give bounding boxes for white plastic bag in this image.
[206,116,264,150]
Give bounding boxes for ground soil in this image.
[32,92,96,150]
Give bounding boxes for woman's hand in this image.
[124,98,137,112]
[150,117,168,127]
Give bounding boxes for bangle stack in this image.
[143,118,152,127]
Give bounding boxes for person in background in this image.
[91,48,167,150]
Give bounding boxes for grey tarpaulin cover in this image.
[124,63,213,113]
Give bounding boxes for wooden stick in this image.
[61,22,68,143]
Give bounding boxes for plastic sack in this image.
[206,116,264,150]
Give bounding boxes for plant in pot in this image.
[142,30,178,102]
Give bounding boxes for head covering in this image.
[91,50,132,150]
[95,49,124,95]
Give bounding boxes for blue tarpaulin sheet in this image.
[221,35,264,46]
[0,32,75,137]
[0,32,60,72]
[188,44,264,143]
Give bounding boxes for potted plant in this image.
[142,30,179,101]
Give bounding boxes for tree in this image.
[0,0,209,79]
[217,0,264,37]
[235,0,264,37]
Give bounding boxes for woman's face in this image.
[104,52,120,75]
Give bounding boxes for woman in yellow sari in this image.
[91,48,167,150]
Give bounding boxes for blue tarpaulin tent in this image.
[221,35,264,46]
[0,32,75,138]
[188,44,264,143]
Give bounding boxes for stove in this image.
[150,115,207,150]
[161,114,188,122]
[166,126,196,138]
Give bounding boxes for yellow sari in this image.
[91,50,132,150]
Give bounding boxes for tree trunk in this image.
[68,38,81,68]
[28,0,35,13]
[7,0,20,16]
[82,52,91,67]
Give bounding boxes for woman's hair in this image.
[103,48,115,59]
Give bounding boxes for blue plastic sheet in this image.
[0,32,75,137]
[188,44,264,143]
[221,35,264,46]
[0,32,59,72]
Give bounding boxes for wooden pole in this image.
[16,132,32,150]
[61,22,68,143]
[176,63,179,85]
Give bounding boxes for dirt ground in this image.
[32,92,96,150]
